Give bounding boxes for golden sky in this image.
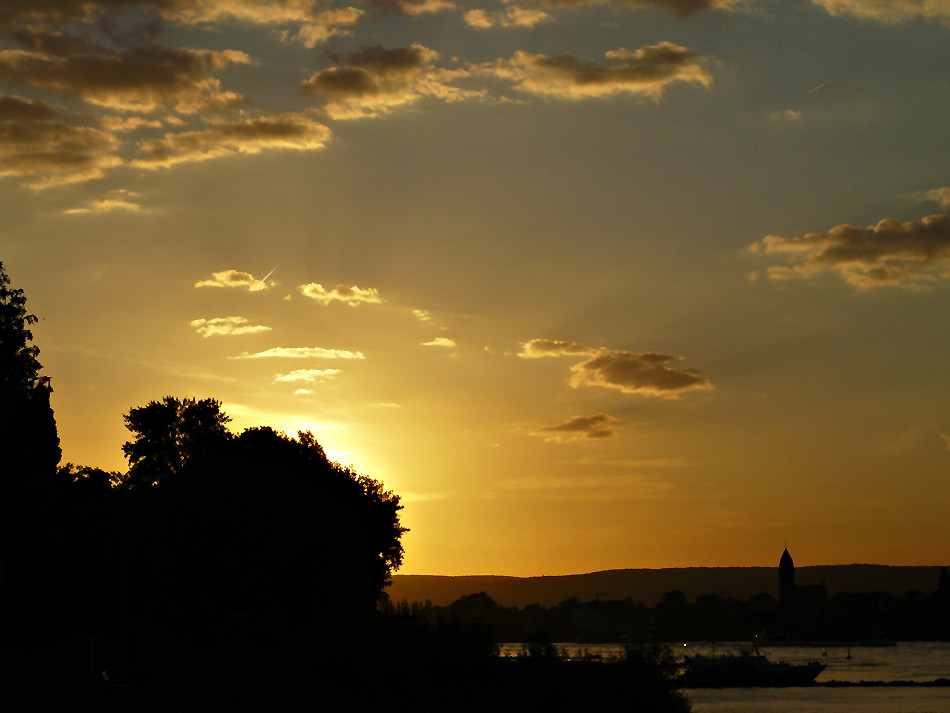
[2,0,949,575]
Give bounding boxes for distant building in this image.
[778,548,827,608]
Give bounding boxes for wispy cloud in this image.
[749,213,950,289]
[0,96,120,188]
[302,44,479,120]
[298,283,383,306]
[499,0,747,17]
[133,113,331,169]
[195,269,275,291]
[0,39,251,113]
[474,42,711,101]
[807,0,950,23]
[421,337,456,347]
[274,368,342,382]
[189,316,271,337]
[538,413,617,440]
[520,338,712,397]
[233,347,365,359]
[502,473,676,501]
[519,338,596,358]
[64,189,144,214]
[464,6,553,28]
[770,108,802,122]
[917,187,950,210]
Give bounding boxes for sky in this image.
[2,0,949,576]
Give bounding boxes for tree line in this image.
[403,583,950,646]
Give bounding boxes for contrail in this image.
[259,264,278,286]
[808,79,832,94]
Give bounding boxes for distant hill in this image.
[388,566,944,608]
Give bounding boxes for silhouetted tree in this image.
[0,260,61,480]
[0,262,68,710]
[115,418,407,700]
[122,396,231,487]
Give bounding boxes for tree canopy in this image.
[0,261,60,480]
[122,396,231,488]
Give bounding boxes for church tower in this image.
[779,547,795,604]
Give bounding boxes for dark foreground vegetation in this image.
[402,579,950,646]
[0,261,689,711]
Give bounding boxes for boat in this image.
[678,645,826,688]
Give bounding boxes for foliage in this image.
[0,261,61,478]
[122,395,231,487]
[0,261,48,393]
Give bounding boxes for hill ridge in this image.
[389,565,944,608]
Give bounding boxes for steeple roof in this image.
[780,548,794,568]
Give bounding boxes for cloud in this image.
[413,309,433,322]
[942,433,950,451]
[189,316,271,337]
[64,189,144,214]
[495,0,745,16]
[0,115,120,189]
[301,44,479,120]
[133,112,331,168]
[770,108,802,122]
[233,347,365,359]
[519,338,597,358]
[421,337,456,347]
[368,0,456,15]
[99,116,165,132]
[570,350,712,396]
[0,1,367,47]
[475,43,711,101]
[195,269,275,291]
[0,94,56,121]
[917,187,950,211]
[0,39,251,113]
[273,368,341,382]
[807,0,950,23]
[539,413,616,440]
[749,213,950,289]
[464,6,553,28]
[298,283,382,306]
[520,338,712,397]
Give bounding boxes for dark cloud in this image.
[0,94,57,121]
[134,113,331,167]
[750,213,950,289]
[541,413,616,439]
[364,0,454,16]
[477,42,711,100]
[512,0,743,16]
[520,338,711,397]
[570,350,711,396]
[337,45,431,73]
[0,115,120,188]
[0,35,250,112]
[302,43,477,119]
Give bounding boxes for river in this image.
[499,641,950,713]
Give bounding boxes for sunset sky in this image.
[3,0,949,576]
